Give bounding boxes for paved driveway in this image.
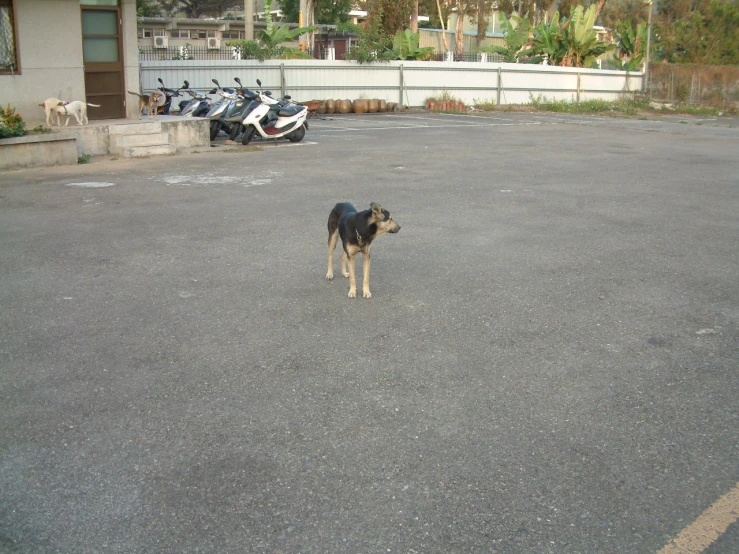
[1,112,738,553]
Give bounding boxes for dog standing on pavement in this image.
[55,100,100,126]
[127,91,163,120]
[326,202,401,298]
[38,98,68,126]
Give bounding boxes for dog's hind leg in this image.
[326,228,339,280]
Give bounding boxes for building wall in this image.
[0,0,139,126]
[0,0,85,125]
[121,0,141,120]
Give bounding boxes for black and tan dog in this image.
[326,202,401,298]
[127,90,163,120]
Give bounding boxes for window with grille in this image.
[0,0,19,73]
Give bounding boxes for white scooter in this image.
[240,80,308,145]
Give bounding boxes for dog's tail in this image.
[86,103,101,107]
[127,91,143,99]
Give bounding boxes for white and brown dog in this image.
[38,98,68,126]
[55,101,101,126]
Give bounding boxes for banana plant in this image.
[612,20,648,71]
[530,5,613,68]
[563,5,614,67]
[478,14,539,63]
[531,13,568,66]
[388,29,435,60]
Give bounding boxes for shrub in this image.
[0,105,26,139]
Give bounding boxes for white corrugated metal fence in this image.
[140,59,643,108]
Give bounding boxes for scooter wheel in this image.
[241,125,256,146]
[228,123,242,141]
[210,121,220,141]
[287,125,305,143]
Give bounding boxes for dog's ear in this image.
[370,202,383,218]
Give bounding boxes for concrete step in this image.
[110,132,170,149]
[121,144,176,158]
[109,121,162,135]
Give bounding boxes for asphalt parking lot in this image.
[1,111,737,553]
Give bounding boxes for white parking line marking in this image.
[657,481,739,554]
[309,121,542,133]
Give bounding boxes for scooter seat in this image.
[278,105,304,118]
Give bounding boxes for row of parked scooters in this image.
[153,77,309,145]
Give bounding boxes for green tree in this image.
[136,0,163,17]
[601,0,652,30]
[662,0,739,63]
[280,0,354,24]
[346,5,393,62]
[157,0,231,18]
[367,0,416,35]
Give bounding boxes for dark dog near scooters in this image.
[127,90,163,120]
[326,202,401,299]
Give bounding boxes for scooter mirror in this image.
[183,80,190,88]
[158,78,164,85]
[212,79,220,86]
[256,79,262,88]
[234,77,242,85]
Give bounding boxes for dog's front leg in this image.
[361,248,372,299]
[347,253,358,298]
[340,252,350,278]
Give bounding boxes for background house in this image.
[137,16,356,61]
[0,0,140,126]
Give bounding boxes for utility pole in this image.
[411,1,419,33]
[245,0,254,41]
[644,0,653,94]
[299,0,315,53]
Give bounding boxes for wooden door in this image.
[334,39,347,61]
[81,5,124,119]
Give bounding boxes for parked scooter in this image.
[206,78,239,140]
[179,80,213,117]
[221,77,262,141]
[154,77,182,115]
[239,79,309,145]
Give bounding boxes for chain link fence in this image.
[648,64,739,109]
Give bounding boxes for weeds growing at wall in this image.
[0,105,26,139]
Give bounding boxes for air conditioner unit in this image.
[154,36,169,49]
[207,38,221,49]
